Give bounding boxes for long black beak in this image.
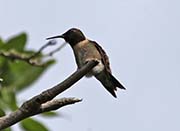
[46,34,64,40]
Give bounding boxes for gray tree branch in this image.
[0,40,57,66]
[0,60,98,130]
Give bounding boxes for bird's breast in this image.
[72,39,104,76]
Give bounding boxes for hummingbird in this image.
[47,28,125,98]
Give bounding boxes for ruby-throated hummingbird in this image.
[47,28,125,98]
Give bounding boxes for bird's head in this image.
[47,28,86,46]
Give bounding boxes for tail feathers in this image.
[95,72,125,98]
[109,73,126,90]
[105,85,117,98]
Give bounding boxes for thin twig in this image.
[40,98,82,113]
[0,40,57,66]
[29,40,57,59]
[0,51,43,66]
[46,42,67,56]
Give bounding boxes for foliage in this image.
[21,118,48,131]
[0,33,58,131]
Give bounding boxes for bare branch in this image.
[45,42,67,57]
[39,98,82,113]
[29,40,57,59]
[0,40,57,66]
[0,60,98,130]
[0,50,42,66]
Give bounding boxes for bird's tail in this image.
[95,71,126,98]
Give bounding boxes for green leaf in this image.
[11,59,55,91]
[0,38,7,68]
[1,59,55,92]
[0,58,6,76]
[0,38,4,47]
[0,87,17,110]
[1,33,27,51]
[41,111,59,117]
[0,92,8,110]
[21,118,49,131]
[1,127,12,131]
[0,108,5,116]
[1,61,15,87]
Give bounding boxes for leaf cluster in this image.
[0,33,57,131]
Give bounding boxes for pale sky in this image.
[0,0,180,131]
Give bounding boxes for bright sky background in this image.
[1,0,180,131]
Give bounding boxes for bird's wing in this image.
[90,40,112,73]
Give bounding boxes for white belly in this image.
[85,59,104,77]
